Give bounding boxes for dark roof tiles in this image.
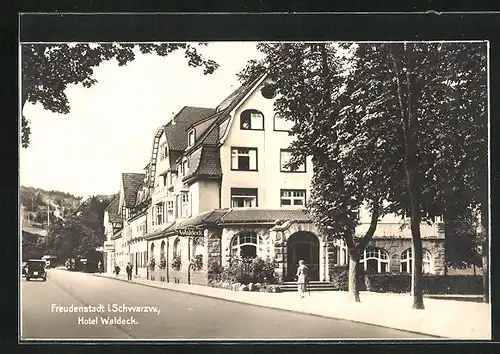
[164,106,216,151]
[122,173,145,207]
[105,194,121,223]
[219,209,311,223]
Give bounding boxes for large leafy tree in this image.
[240,41,488,307]
[40,196,112,261]
[21,43,219,148]
[239,43,389,302]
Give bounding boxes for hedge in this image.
[363,274,483,295]
[329,266,483,294]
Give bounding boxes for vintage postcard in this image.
[19,14,492,342]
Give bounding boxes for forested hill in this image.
[20,186,82,224]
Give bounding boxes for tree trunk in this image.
[348,248,361,302]
[390,42,425,309]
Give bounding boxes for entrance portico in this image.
[270,220,329,282]
[286,232,320,281]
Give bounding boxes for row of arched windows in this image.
[358,247,434,274]
[149,238,206,263]
[240,109,294,132]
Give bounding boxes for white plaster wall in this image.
[220,81,314,209]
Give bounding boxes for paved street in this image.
[20,269,433,340]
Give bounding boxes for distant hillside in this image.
[20,186,83,225]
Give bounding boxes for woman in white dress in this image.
[296,260,309,298]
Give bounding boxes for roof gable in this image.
[121,173,145,208]
[164,106,216,151]
[185,74,268,153]
[105,193,121,223]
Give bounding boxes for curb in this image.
[92,273,445,339]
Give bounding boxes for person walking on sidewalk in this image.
[296,260,309,298]
[126,262,133,281]
[114,263,120,277]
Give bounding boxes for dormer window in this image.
[188,130,195,148]
[240,109,264,130]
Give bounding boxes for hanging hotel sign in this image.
[177,227,204,237]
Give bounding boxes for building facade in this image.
[102,74,446,284]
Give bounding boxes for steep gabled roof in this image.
[122,173,145,208]
[182,145,222,183]
[105,193,121,223]
[164,106,216,151]
[185,74,267,154]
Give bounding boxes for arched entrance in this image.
[286,231,320,281]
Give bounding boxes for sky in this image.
[20,42,264,199]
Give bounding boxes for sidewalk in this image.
[93,271,490,340]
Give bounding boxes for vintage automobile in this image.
[26,259,47,281]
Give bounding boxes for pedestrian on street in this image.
[296,260,309,298]
[114,264,120,277]
[126,262,133,281]
[97,261,102,273]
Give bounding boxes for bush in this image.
[364,274,483,294]
[148,258,155,271]
[158,257,166,270]
[171,255,181,271]
[220,257,278,284]
[190,254,203,271]
[364,274,410,293]
[329,265,365,291]
[208,261,223,281]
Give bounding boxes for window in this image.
[166,200,174,221]
[400,248,434,274]
[182,159,189,176]
[162,175,167,187]
[160,241,166,260]
[230,231,264,258]
[181,193,190,218]
[150,243,155,261]
[240,109,264,130]
[173,238,181,258]
[156,203,163,226]
[231,147,258,171]
[188,130,195,148]
[280,189,306,207]
[231,188,258,208]
[274,113,294,132]
[280,149,306,172]
[360,248,390,273]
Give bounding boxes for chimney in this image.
[171,112,176,125]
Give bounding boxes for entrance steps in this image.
[280,281,336,292]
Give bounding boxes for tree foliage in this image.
[21,43,220,148]
[38,196,112,261]
[239,41,488,305]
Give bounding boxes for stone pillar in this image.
[320,238,329,282]
[207,229,222,270]
[269,229,283,282]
